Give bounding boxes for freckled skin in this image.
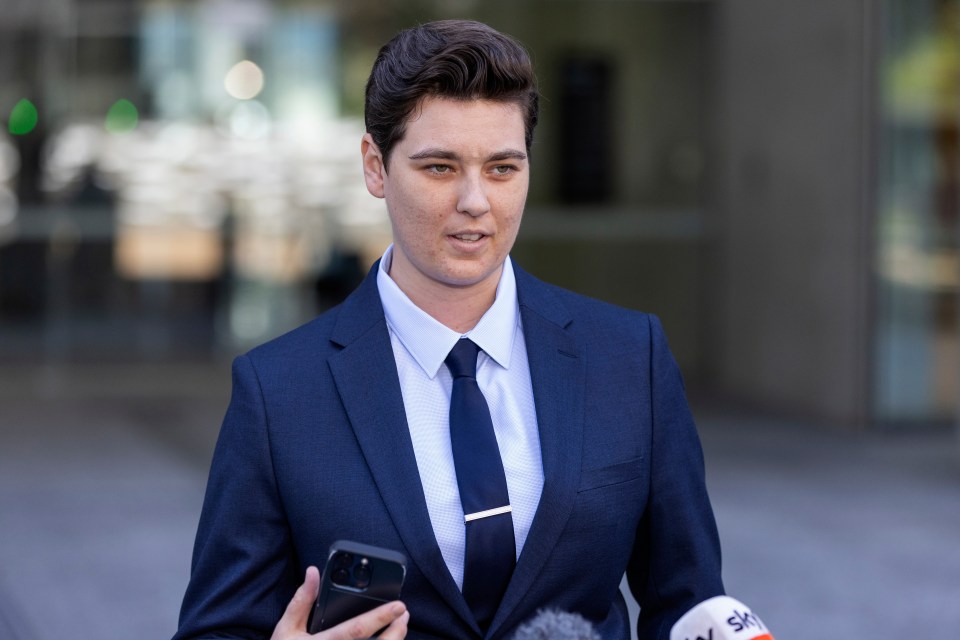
[361,98,529,326]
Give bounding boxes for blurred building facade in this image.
[0,0,957,431]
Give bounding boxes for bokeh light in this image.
[224,60,265,100]
[105,99,140,134]
[8,99,39,135]
[0,186,16,227]
[0,138,20,181]
[216,100,272,140]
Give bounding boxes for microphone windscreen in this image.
[511,609,601,640]
[670,596,774,640]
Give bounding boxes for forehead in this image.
[399,97,526,152]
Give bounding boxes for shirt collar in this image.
[377,244,519,379]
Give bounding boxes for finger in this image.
[376,609,409,640]
[322,601,406,640]
[273,566,320,637]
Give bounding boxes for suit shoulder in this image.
[242,304,344,368]
[240,263,384,370]
[557,283,651,320]
[517,267,658,332]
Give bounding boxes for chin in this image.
[437,266,499,289]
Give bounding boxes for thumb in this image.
[273,566,320,638]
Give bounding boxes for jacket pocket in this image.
[577,456,643,492]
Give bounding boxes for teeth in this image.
[455,233,482,241]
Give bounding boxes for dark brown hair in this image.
[365,20,540,168]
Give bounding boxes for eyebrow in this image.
[408,148,528,162]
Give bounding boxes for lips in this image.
[451,232,486,242]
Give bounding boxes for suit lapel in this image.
[327,267,479,633]
[488,267,585,637]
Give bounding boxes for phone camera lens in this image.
[331,568,351,586]
[332,552,353,569]
[353,564,372,589]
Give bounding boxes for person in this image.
[174,19,723,640]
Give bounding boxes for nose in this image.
[456,173,490,217]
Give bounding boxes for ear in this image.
[361,133,386,199]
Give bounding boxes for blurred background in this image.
[1,0,958,638]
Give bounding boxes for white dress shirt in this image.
[376,245,544,590]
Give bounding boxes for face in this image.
[361,97,529,301]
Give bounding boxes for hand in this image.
[270,566,409,640]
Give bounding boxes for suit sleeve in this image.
[627,315,724,639]
[173,354,300,640]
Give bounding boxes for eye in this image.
[491,165,517,176]
[426,164,452,175]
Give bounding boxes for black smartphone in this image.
[307,540,408,634]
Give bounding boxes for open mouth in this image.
[452,233,485,242]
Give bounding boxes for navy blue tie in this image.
[445,338,515,630]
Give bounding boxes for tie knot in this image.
[445,338,480,379]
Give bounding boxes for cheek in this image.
[393,177,449,219]
[388,195,444,253]
[502,194,527,229]
[501,182,528,215]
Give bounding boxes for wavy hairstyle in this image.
[364,20,540,168]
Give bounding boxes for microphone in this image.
[670,596,774,640]
[512,609,600,640]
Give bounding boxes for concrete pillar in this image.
[709,0,876,425]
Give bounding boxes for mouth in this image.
[450,232,487,242]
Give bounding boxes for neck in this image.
[391,268,502,335]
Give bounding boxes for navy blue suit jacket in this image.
[174,262,723,640]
